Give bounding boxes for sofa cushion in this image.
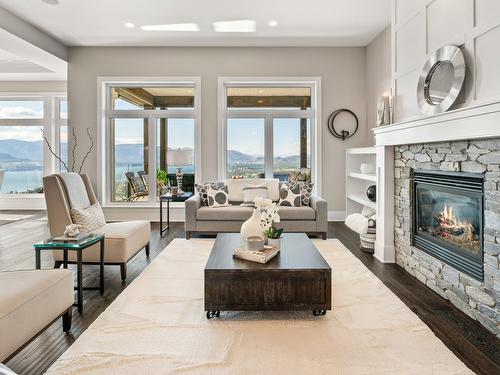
[197,206,253,221]
[0,269,73,361]
[53,220,151,263]
[278,206,316,220]
[227,179,280,202]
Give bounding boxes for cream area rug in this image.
[47,239,473,375]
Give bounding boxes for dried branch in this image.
[78,128,94,174]
[40,128,69,172]
[71,128,77,172]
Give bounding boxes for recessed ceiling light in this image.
[125,22,135,29]
[41,0,59,4]
[213,20,256,33]
[269,20,278,27]
[141,23,200,32]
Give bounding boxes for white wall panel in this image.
[475,0,500,27]
[395,13,425,74]
[475,25,500,100]
[395,0,424,25]
[395,69,420,122]
[427,0,467,52]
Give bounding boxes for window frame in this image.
[98,77,201,207]
[0,93,67,202]
[217,77,321,193]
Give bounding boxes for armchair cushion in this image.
[53,220,150,263]
[0,270,73,362]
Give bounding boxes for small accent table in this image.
[34,233,105,313]
[159,192,193,236]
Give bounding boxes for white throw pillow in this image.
[242,185,268,206]
[278,183,302,207]
[207,184,230,208]
[70,202,106,232]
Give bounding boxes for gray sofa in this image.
[185,180,327,239]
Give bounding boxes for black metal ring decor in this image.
[327,108,358,140]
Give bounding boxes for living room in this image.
[0,0,499,374]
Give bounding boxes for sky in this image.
[0,99,310,157]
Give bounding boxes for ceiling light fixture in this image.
[41,0,59,4]
[141,23,200,32]
[213,20,256,33]
[268,20,278,27]
[125,22,135,29]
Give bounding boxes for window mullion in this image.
[265,115,273,179]
[147,115,156,204]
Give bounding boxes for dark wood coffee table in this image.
[204,233,331,318]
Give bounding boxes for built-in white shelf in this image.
[345,147,377,155]
[347,172,376,182]
[346,147,377,217]
[347,194,376,210]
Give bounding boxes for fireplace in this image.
[412,170,484,281]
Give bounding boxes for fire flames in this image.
[439,204,475,243]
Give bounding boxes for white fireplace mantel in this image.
[372,100,500,263]
[374,101,500,147]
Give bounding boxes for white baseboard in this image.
[328,211,345,222]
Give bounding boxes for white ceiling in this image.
[0,0,391,47]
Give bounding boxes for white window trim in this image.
[97,77,202,207]
[217,77,322,195]
[0,92,67,209]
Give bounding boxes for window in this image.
[0,126,43,194]
[219,79,320,186]
[273,118,311,180]
[156,118,195,198]
[227,118,265,178]
[102,79,200,206]
[0,95,67,195]
[111,118,147,202]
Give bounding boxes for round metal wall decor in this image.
[417,45,465,116]
[327,109,358,141]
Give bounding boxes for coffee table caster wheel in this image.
[206,310,220,319]
[312,309,326,316]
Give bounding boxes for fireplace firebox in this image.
[412,170,484,280]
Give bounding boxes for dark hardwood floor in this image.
[1,213,498,375]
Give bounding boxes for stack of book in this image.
[233,245,280,264]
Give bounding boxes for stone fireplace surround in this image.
[394,139,499,335]
[373,102,500,337]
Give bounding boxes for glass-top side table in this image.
[34,233,105,313]
[159,192,193,236]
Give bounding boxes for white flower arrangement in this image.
[254,197,282,239]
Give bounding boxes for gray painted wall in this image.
[365,27,391,145]
[67,46,368,213]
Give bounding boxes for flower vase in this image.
[240,209,263,240]
[267,237,282,251]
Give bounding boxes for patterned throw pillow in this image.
[288,181,314,206]
[278,183,302,207]
[207,184,230,208]
[70,203,106,232]
[195,183,210,206]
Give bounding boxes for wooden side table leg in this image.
[77,251,83,313]
[100,239,105,295]
[167,198,170,230]
[63,250,68,269]
[35,248,41,269]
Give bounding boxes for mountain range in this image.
[0,139,302,166]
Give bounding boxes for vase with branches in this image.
[41,127,94,173]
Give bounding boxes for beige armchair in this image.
[43,174,151,281]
